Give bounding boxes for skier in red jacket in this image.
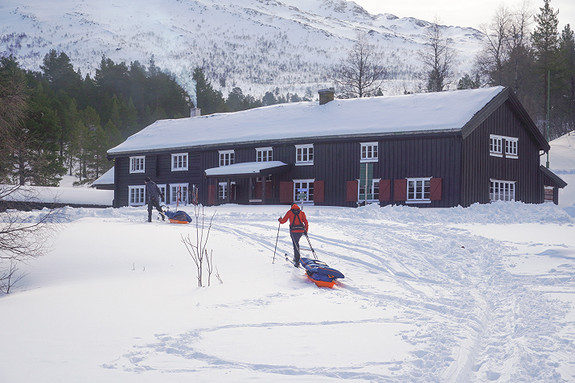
[278,204,309,267]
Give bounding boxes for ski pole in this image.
[272,221,281,264]
[304,232,318,260]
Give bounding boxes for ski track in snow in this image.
[89,205,575,382]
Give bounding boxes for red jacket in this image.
[279,204,309,233]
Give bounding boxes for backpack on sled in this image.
[165,210,192,224]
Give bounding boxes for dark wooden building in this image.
[107,87,566,208]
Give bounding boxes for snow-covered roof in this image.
[108,86,505,156]
[92,166,114,186]
[205,161,289,177]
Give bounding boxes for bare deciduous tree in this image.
[334,33,387,98]
[421,19,456,92]
[1,186,58,294]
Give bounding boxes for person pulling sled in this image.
[278,204,308,267]
[145,177,166,222]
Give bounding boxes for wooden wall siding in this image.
[379,134,462,207]
[461,101,544,207]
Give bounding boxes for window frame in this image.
[360,142,378,163]
[505,137,519,159]
[156,184,167,204]
[490,179,516,202]
[219,150,235,167]
[256,147,273,162]
[406,177,431,204]
[169,183,189,205]
[490,134,519,159]
[489,135,503,157]
[293,179,315,203]
[358,178,380,203]
[295,144,314,166]
[129,156,145,174]
[171,153,188,171]
[128,185,146,206]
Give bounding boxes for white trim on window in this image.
[256,147,273,162]
[293,179,315,203]
[358,178,380,203]
[360,142,378,163]
[129,156,145,173]
[128,185,146,206]
[490,134,518,159]
[406,177,431,204]
[295,144,314,166]
[171,153,188,171]
[505,137,518,159]
[170,183,189,205]
[219,150,235,166]
[157,184,167,204]
[218,182,228,200]
[490,135,503,157]
[490,179,515,202]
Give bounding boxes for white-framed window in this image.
[218,182,228,200]
[293,179,314,203]
[157,184,167,204]
[490,135,518,159]
[505,137,518,159]
[129,156,145,173]
[256,147,273,162]
[359,179,380,202]
[170,183,188,205]
[219,150,235,166]
[171,153,188,171]
[361,142,378,162]
[407,177,431,203]
[490,135,503,157]
[128,185,146,206]
[295,144,314,165]
[490,179,515,202]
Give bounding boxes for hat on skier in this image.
[291,204,300,210]
[145,176,151,182]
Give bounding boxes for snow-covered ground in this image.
[1,132,574,382]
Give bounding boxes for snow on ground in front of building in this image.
[1,201,574,383]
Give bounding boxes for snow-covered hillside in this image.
[0,0,484,97]
[0,134,574,382]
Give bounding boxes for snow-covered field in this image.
[1,132,574,382]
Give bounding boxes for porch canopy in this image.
[205,161,290,178]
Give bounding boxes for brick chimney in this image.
[318,88,335,105]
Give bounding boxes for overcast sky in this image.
[354,0,574,30]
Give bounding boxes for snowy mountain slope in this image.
[0,0,484,96]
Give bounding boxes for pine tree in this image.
[0,57,29,183]
[193,68,225,115]
[532,0,560,135]
[557,24,575,134]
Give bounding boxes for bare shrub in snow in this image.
[0,185,58,294]
[181,205,219,287]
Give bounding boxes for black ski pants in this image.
[290,231,303,264]
[147,197,163,222]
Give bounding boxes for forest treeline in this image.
[0,51,308,186]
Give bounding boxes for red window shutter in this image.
[379,179,391,202]
[314,180,325,203]
[430,177,442,200]
[279,181,293,203]
[346,180,358,202]
[394,179,407,201]
[208,184,216,205]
